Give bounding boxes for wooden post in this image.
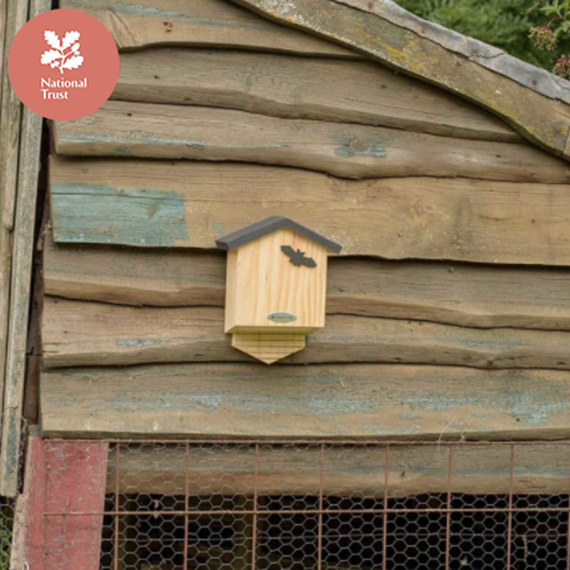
[10,437,109,570]
[43,440,110,570]
[0,0,48,498]
[10,435,46,570]
[0,0,27,466]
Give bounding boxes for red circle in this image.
[8,8,120,121]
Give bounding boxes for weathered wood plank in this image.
[43,441,109,570]
[61,0,359,58]
[49,157,570,266]
[10,436,46,570]
[0,0,7,100]
[0,0,27,448]
[45,237,227,307]
[44,236,570,331]
[230,0,570,160]
[0,0,46,499]
[0,0,26,229]
[107,442,570,497]
[40,364,570,440]
[9,436,107,570]
[53,101,570,183]
[112,49,519,142]
[41,299,570,370]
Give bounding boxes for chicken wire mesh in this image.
[0,498,15,570]
[0,416,27,570]
[29,440,570,570]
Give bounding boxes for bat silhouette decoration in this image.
[281,245,317,268]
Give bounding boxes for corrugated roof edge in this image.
[216,216,343,253]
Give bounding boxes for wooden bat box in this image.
[217,217,342,364]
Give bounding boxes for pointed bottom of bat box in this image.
[232,333,306,364]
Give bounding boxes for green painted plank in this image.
[50,157,570,266]
[51,184,188,247]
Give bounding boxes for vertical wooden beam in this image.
[0,0,27,453]
[44,441,109,570]
[10,435,46,570]
[0,0,48,498]
[0,1,7,104]
[11,437,110,570]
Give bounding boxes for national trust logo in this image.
[41,30,84,74]
[8,9,120,121]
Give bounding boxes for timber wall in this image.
[40,0,570,441]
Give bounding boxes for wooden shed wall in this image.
[41,0,570,441]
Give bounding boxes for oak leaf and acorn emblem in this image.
[40,30,83,74]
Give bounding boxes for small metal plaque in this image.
[268,312,297,323]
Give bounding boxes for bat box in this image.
[216,217,342,364]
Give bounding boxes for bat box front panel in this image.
[225,228,328,333]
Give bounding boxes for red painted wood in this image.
[44,440,109,570]
[11,437,109,570]
[10,436,46,570]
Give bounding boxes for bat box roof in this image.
[216,216,342,253]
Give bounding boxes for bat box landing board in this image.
[216,217,342,364]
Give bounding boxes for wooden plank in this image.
[0,0,7,99]
[53,101,570,183]
[111,49,519,142]
[41,299,570,371]
[0,0,27,449]
[0,0,46,498]
[0,0,26,228]
[10,436,46,570]
[44,237,228,308]
[230,0,570,160]
[40,363,570,440]
[107,442,570,497]
[43,235,570,331]
[61,0,359,58]
[43,440,109,570]
[50,157,570,266]
[11,436,107,570]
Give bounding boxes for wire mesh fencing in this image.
[0,497,15,570]
[0,416,27,570]
[23,439,570,569]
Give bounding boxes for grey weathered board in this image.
[42,299,570,371]
[41,363,570,439]
[50,157,570,266]
[0,0,28,438]
[0,0,48,498]
[230,0,570,160]
[52,101,570,183]
[61,0,360,57]
[107,442,570,497]
[0,0,5,95]
[111,49,518,142]
[43,235,570,331]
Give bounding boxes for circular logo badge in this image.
[8,8,120,121]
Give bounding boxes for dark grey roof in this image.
[216,217,342,253]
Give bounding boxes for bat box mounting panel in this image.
[216,217,342,364]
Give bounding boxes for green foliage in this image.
[395,0,570,71]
